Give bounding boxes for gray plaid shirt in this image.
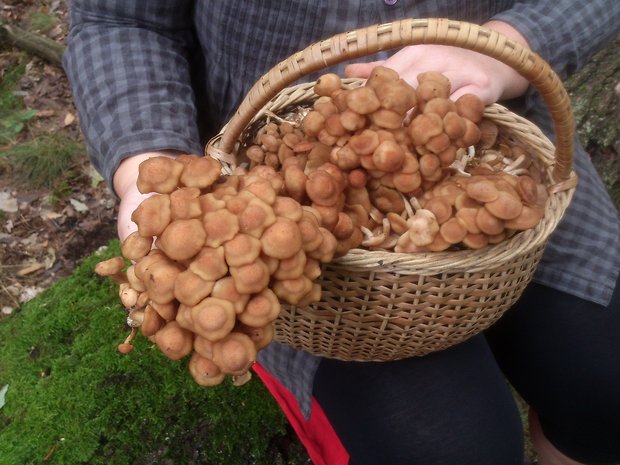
[65,0,620,417]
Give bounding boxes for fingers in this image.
[344,60,384,78]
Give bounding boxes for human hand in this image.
[112,151,196,242]
[344,21,531,105]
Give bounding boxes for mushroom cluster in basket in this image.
[95,67,548,387]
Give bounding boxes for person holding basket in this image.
[64,1,620,464]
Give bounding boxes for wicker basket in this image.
[206,18,577,361]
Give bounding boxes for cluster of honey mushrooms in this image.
[95,67,549,387]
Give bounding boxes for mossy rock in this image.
[0,243,310,465]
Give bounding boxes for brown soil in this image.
[0,0,118,317]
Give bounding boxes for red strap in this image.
[252,362,349,465]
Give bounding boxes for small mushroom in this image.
[174,269,215,307]
[272,276,314,305]
[121,231,154,262]
[239,288,281,327]
[455,94,485,123]
[154,321,194,360]
[372,140,405,173]
[211,276,250,314]
[94,256,127,284]
[346,86,381,114]
[131,194,171,238]
[485,191,523,220]
[137,157,184,194]
[211,332,257,376]
[407,209,440,247]
[314,73,342,96]
[203,208,240,248]
[261,217,303,260]
[191,297,236,342]
[223,233,262,267]
[188,246,228,282]
[238,197,277,238]
[179,156,221,190]
[157,219,206,261]
[237,323,275,350]
[188,352,225,387]
[229,258,270,294]
[143,259,183,304]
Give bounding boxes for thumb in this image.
[344,60,384,78]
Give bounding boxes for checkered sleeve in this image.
[492,0,620,79]
[63,0,203,188]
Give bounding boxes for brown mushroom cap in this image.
[314,73,342,96]
[261,217,303,259]
[462,233,489,250]
[189,246,228,282]
[442,112,467,140]
[306,170,340,207]
[154,321,194,360]
[137,157,184,194]
[272,276,313,305]
[455,94,485,123]
[475,207,505,235]
[273,249,307,280]
[139,305,165,337]
[191,297,236,341]
[211,276,249,314]
[272,196,303,222]
[373,78,417,114]
[174,269,214,307]
[346,86,381,114]
[121,231,154,262]
[307,227,338,263]
[409,113,444,146]
[372,140,405,173]
[94,256,127,284]
[423,97,456,118]
[466,179,500,203]
[238,288,282,327]
[236,323,275,350]
[238,197,277,238]
[170,187,202,220]
[211,332,257,376]
[485,191,523,220]
[439,217,468,244]
[229,258,270,294]
[188,352,225,387]
[150,300,178,321]
[365,66,400,88]
[131,194,171,238]
[504,205,544,231]
[143,259,183,304]
[224,233,262,268]
[423,196,453,224]
[302,110,326,138]
[157,218,206,261]
[179,156,221,190]
[203,208,240,248]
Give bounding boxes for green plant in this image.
[0,242,309,465]
[2,134,83,189]
[28,11,57,34]
[0,62,38,145]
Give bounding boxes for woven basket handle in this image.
[211,18,574,182]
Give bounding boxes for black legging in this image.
[313,273,620,465]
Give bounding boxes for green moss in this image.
[0,243,306,465]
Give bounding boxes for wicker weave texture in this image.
[276,242,546,361]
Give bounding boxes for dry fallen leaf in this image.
[17,263,45,277]
[63,112,76,126]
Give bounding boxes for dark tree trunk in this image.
[565,34,620,208]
